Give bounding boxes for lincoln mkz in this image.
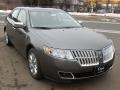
[4,7,115,82]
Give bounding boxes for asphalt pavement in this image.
[82,20,120,30]
[0,14,120,90]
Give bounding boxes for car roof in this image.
[15,7,63,12]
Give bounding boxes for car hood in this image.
[31,28,110,50]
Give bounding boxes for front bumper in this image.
[39,51,115,81]
[58,60,113,80]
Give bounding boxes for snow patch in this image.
[69,12,120,18]
[0,10,11,13]
[94,29,120,34]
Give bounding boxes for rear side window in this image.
[17,10,27,24]
[11,9,20,19]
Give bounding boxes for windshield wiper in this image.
[33,27,52,29]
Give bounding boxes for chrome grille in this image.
[71,50,99,66]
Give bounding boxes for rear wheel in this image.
[28,48,43,80]
[4,31,12,46]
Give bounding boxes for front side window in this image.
[29,10,81,29]
[17,10,27,24]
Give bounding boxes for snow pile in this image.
[0,10,11,13]
[69,12,120,18]
[0,10,119,17]
[69,12,91,16]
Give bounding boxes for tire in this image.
[28,48,43,80]
[4,31,12,46]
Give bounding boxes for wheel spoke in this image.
[28,52,38,75]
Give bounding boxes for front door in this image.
[13,9,27,54]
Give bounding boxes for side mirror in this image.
[14,22,25,28]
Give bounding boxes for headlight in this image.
[44,47,74,60]
[102,44,115,63]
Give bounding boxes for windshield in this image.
[29,10,81,29]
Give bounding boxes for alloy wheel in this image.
[28,52,38,75]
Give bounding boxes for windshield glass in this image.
[29,10,81,28]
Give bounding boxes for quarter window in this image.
[11,9,20,19]
[17,10,26,24]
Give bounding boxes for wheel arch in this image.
[26,44,34,58]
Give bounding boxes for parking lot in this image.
[0,16,120,90]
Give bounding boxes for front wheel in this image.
[28,48,43,80]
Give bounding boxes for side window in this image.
[17,10,26,24]
[11,9,20,19]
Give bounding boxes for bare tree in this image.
[3,0,10,4]
[21,0,55,7]
[106,0,110,12]
[63,0,72,10]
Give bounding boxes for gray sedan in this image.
[4,7,115,82]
